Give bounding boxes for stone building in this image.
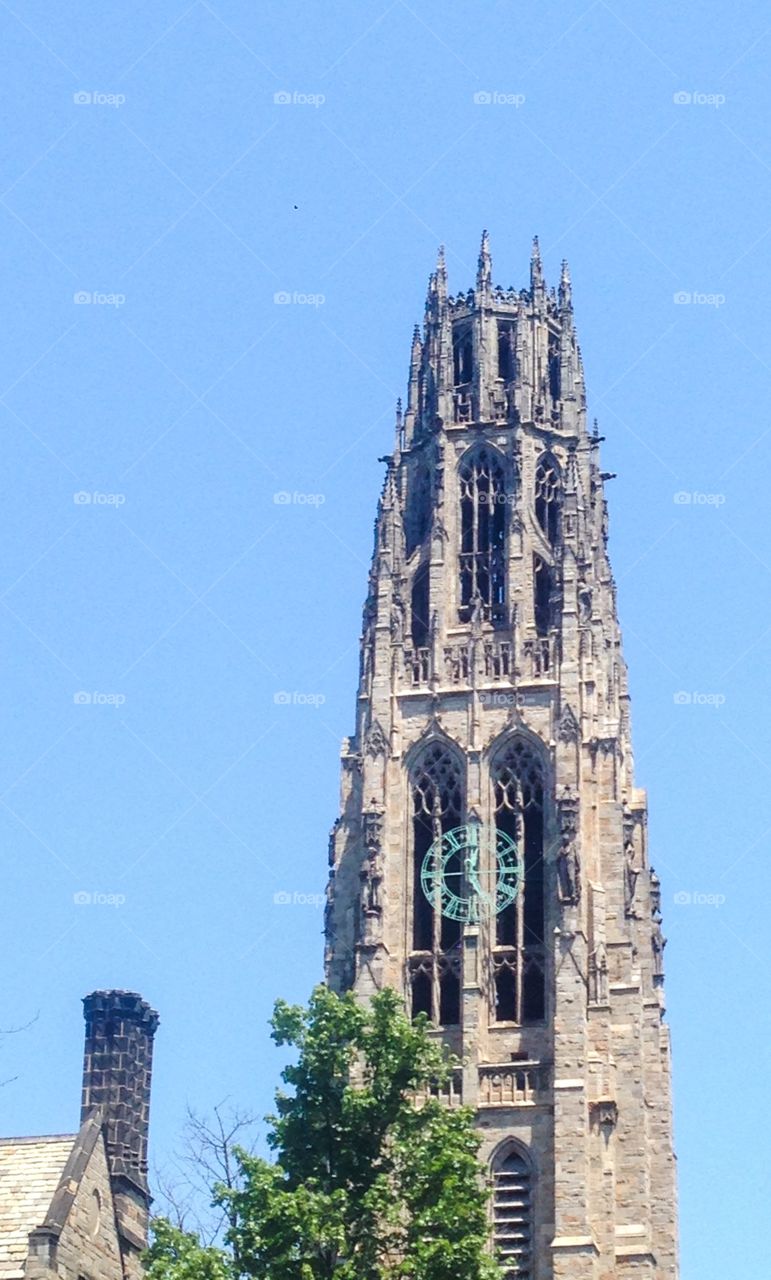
[0,991,158,1280]
[325,236,678,1279]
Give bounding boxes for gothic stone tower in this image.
[325,235,678,1280]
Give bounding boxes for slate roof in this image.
[0,1135,76,1280]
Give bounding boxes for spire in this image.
[476,229,492,293]
[559,259,572,311]
[530,235,544,294]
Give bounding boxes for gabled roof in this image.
[0,1134,76,1279]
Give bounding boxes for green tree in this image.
[146,986,498,1280]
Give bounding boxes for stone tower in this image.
[324,235,678,1280]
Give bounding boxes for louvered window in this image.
[493,1150,533,1279]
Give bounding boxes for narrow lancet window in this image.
[453,326,473,384]
[411,567,430,648]
[405,463,431,557]
[533,556,554,638]
[498,321,515,381]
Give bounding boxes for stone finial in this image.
[559,258,572,310]
[476,229,492,292]
[530,235,544,292]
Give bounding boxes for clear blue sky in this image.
[1,1,769,1273]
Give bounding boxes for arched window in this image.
[534,454,561,547]
[492,740,546,1024]
[459,448,506,623]
[492,1146,534,1280]
[409,743,463,1026]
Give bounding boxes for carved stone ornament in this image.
[589,941,608,1003]
[557,832,581,905]
[557,701,580,743]
[624,837,641,918]
[590,1098,618,1131]
[365,719,388,757]
[557,786,581,904]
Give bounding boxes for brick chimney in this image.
[81,990,159,1265]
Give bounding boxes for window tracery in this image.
[534,454,561,547]
[409,743,463,1025]
[459,447,506,622]
[492,740,546,1024]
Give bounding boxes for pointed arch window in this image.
[534,454,561,547]
[459,448,506,623]
[409,743,463,1026]
[492,740,546,1024]
[492,1146,534,1280]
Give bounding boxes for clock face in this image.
[420,823,522,923]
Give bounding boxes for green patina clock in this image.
[420,821,522,923]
